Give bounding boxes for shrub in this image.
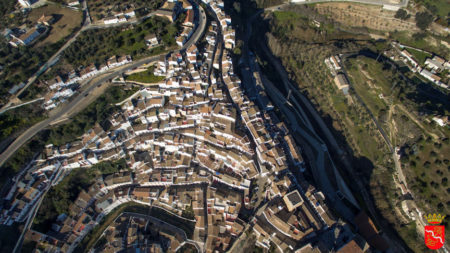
[415,11,434,30]
[395,9,409,20]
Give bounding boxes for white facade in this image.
[18,0,32,8]
[104,17,119,25]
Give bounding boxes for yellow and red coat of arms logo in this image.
[424,213,445,250]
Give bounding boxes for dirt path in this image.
[395,104,439,140]
[387,105,397,146]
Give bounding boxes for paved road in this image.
[0,0,91,113]
[0,4,206,168]
[1,5,171,113]
[0,97,44,114]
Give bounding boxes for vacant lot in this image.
[27,4,83,46]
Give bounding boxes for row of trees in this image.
[395,8,435,30]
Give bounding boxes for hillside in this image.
[248,4,449,252]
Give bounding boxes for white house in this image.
[67,0,80,7]
[425,56,446,72]
[117,55,132,66]
[145,34,159,48]
[80,64,98,79]
[400,50,418,68]
[419,69,448,89]
[117,14,127,23]
[125,10,136,18]
[104,17,119,25]
[47,76,65,90]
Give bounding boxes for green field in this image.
[405,48,432,65]
[345,57,390,116]
[273,11,304,22]
[329,92,387,164]
[345,56,450,240]
[126,66,165,83]
[389,31,449,58]
[415,0,450,19]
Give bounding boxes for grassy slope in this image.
[405,48,432,65]
[416,0,450,19]
[266,9,449,252]
[345,56,450,248]
[126,66,165,83]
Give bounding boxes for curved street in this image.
[0,4,206,167]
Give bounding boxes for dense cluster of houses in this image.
[0,0,371,252]
[42,55,132,110]
[97,213,185,252]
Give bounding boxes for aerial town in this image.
[0,0,379,252]
[0,0,448,252]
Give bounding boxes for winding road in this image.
[0,4,206,167]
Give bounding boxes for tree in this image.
[412,32,427,41]
[442,177,448,186]
[395,9,409,20]
[233,2,241,13]
[126,37,135,46]
[415,11,434,30]
[181,202,195,220]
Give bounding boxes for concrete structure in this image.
[283,190,303,212]
[333,74,350,95]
